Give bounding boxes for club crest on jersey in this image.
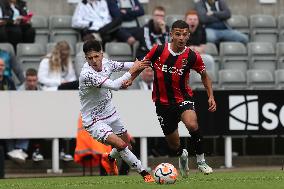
[182,58,188,65]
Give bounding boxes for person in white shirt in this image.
[79,39,154,182]
[72,0,122,43]
[38,41,77,91]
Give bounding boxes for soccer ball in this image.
[153,163,178,184]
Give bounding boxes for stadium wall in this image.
[27,0,284,17]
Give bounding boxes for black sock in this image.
[190,129,204,155]
[169,146,183,157]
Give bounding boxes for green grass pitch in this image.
[0,170,284,189]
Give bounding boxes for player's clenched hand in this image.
[121,80,132,89]
[208,96,216,112]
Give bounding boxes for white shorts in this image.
[85,111,127,143]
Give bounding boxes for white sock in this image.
[109,148,121,160]
[119,146,144,173]
[196,153,205,163]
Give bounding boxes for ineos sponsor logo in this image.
[154,62,184,75]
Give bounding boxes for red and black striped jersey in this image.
[145,43,206,105]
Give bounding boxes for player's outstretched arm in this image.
[101,59,150,90]
[200,71,216,112]
[121,59,151,89]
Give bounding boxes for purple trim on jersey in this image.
[116,130,127,136]
[98,77,109,88]
[102,130,113,143]
[84,111,117,129]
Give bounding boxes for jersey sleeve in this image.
[108,59,125,72]
[144,44,159,62]
[191,51,206,74]
[80,70,108,88]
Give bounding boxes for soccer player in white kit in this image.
[79,40,155,182]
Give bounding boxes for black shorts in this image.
[155,100,196,135]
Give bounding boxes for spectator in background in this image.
[107,0,144,45]
[136,6,170,60]
[0,59,25,163]
[38,41,76,161]
[18,68,41,90]
[9,0,35,43]
[38,41,77,91]
[72,0,122,45]
[0,0,20,49]
[7,68,44,163]
[0,0,35,50]
[0,58,15,90]
[0,0,10,43]
[0,47,25,84]
[185,10,215,72]
[195,0,248,45]
[132,67,154,90]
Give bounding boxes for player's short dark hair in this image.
[171,20,189,30]
[83,39,102,54]
[25,68,37,77]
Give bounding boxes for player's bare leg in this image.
[165,130,189,178]
[106,133,154,182]
[181,110,213,175]
[108,132,133,175]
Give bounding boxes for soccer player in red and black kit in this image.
[125,20,216,176]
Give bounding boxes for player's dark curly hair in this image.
[171,20,189,30]
[83,39,102,54]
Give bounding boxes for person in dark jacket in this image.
[195,0,248,45]
[136,6,170,59]
[185,10,215,72]
[107,0,144,45]
[0,0,35,50]
[11,0,35,43]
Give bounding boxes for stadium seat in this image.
[276,42,284,69]
[49,15,80,49]
[204,43,220,70]
[190,70,218,90]
[137,14,152,27]
[31,15,49,45]
[250,15,278,44]
[220,42,248,72]
[105,42,133,62]
[247,69,275,90]
[200,54,218,77]
[74,53,85,78]
[227,15,249,35]
[76,42,84,54]
[16,43,46,71]
[0,43,15,55]
[278,15,284,42]
[166,14,184,27]
[248,42,276,73]
[132,41,140,60]
[121,19,139,28]
[275,69,284,89]
[219,69,247,90]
